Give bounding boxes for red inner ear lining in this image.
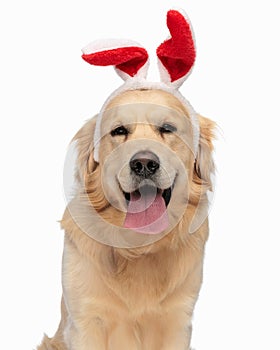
[156,10,196,82]
[81,11,196,82]
[116,56,147,77]
[82,47,148,77]
[157,56,193,82]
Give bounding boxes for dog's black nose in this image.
[130,151,160,177]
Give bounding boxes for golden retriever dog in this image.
[37,88,215,350]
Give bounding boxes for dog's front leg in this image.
[65,317,107,350]
[160,315,192,350]
[66,320,140,350]
[160,324,192,350]
[107,323,140,350]
[140,311,192,350]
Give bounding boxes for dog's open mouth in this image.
[123,184,172,234]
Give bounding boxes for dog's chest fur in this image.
[62,215,206,321]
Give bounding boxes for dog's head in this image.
[63,9,215,249]
[69,88,215,248]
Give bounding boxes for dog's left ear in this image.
[189,115,215,233]
[193,115,216,191]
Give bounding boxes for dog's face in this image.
[71,89,214,247]
[98,90,195,234]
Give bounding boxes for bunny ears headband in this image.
[82,9,199,162]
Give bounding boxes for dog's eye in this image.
[158,123,177,134]
[110,126,129,137]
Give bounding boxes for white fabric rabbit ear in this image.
[82,39,149,81]
[157,9,196,89]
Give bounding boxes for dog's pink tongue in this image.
[124,191,169,234]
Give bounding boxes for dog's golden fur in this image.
[38,90,215,350]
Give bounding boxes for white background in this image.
[1,0,280,349]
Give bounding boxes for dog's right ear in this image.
[71,116,98,185]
